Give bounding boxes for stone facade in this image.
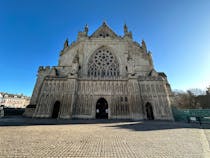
[26,22,173,120]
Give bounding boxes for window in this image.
[125,97,128,102]
[120,97,123,102]
[88,47,120,78]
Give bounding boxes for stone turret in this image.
[77,24,89,40]
[141,40,147,52]
[148,51,154,68]
[84,24,88,35]
[64,39,68,49]
[123,24,132,39]
[124,24,128,34]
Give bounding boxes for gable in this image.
[90,22,118,38]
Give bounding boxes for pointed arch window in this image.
[88,47,120,78]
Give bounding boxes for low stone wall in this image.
[23,108,35,117]
[3,108,25,116]
[0,106,4,117]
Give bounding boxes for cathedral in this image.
[24,22,173,120]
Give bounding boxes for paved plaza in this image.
[0,117,210,158]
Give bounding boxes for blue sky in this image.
[0,0,210,96]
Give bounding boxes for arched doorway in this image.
[96,98,108,119]
[52,101,60,118]
[145,103,154,120]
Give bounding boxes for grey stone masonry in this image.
[25,22,173,120]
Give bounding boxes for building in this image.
[0,94,3,117]
[25,22,173,120]
[0,92,30,108]
[0,93,3,103]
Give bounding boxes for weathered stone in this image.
[27,22,173,120]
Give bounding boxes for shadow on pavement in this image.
[0,116,134,126]
[106,121,210,131]
[0,116,210,131]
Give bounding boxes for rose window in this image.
[88,47,120,77]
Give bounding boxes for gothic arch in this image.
[145,102,154,120]
[95,97,109,119]
[87,46,120,78]
[52,100,61,118]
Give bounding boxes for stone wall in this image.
[28,22,173,120]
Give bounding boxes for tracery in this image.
[88,47,120,78]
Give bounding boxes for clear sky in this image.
[0,0,210,96]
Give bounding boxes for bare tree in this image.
[172,89,198,109]
[188,88,205,96]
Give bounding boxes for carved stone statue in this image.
[71,62,79,75]
[127,58,135,76]
[71,53,79,75]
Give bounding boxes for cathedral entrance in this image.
[52,101,60,118]
[96,98,108,119]
[146,103,154,120]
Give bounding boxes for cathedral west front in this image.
[25,22,173,120]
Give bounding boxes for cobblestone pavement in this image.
[0,118,210,158]
[203,125,210,150]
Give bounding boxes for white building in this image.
[0,93,30,108]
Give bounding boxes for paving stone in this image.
[0,120,209,157]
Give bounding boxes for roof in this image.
[158,72,167,78]
[90,22,119,38]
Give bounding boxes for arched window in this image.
[88,47,120,78]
